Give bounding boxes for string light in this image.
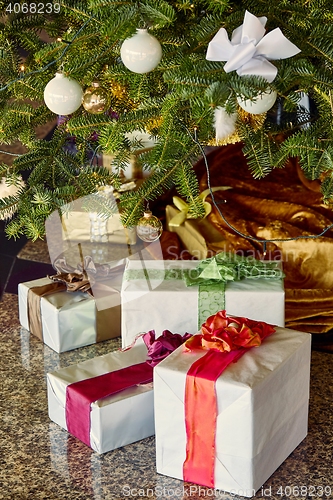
[56,37,71,44]
[0,15,93,93]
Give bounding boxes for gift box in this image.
[166,205,229,260]
[18,269,122,353]
[61,207,136,245]
[47,339,154,454]
[154,322,311,496]
[121,256,285,348]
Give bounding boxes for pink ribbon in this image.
[66,329,192,448]
[183,349,246,487]
[66,362,153,447]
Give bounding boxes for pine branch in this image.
[2,0,333,238]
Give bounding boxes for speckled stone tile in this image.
[0,292,333,500]
[17,239,51,264]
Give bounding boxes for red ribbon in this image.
[183,312,276,487]
[65,329,191,448]
[66,362,153,447]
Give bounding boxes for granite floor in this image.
[0,231,332,500]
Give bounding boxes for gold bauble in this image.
[136,210,163,242]
[82,82,110,114]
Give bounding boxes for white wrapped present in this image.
[47,339,154,454]
[121,256,285,348]
[154,323,311,496]
[18,273,121,353]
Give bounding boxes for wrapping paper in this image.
[154,327,311,495]
[121,259,284,348]
[18,276,121,353]
[47,340,154,454]
[61,211,136,245]
[166,205,230,259]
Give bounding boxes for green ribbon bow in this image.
[124,253,284,330]
[183,253,284,327]
[183,252,284,287]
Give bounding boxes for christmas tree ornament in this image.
[206,10,300,83]
[238,108,266,130]
[82,82,110,114]
[120,29,162,74]
[207,106,267,146]
[237,90,277,114]
[44,72,83,115]
[136,210,163,242]
[213,107,237,142]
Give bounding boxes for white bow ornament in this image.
[206,10,300,83]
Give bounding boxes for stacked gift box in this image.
[18,256,123,353]
[18,251,312,496]
[121,254,285,347]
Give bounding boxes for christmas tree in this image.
[0,0,333,240]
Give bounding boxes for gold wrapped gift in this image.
[166,205,232,260]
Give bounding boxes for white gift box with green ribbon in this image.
[121,254,285,348]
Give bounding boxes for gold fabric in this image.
[193,143,333,337]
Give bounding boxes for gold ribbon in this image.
[168,187,232,227]
[27,282,67,341]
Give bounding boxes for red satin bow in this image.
[185,309,275,352]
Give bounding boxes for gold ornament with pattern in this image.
[82,82,110,114]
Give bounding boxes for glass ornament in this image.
[82,82,110,114]
[120,29,162,74]
[237,90,277,115]
[44,72,83,115]
[136,210,163,242]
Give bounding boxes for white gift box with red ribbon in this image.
[47,340,154,453]
[154,327,311,496]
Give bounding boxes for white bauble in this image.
[120,29,162,74]
[44,72,83,115]
[237,90,277,114]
